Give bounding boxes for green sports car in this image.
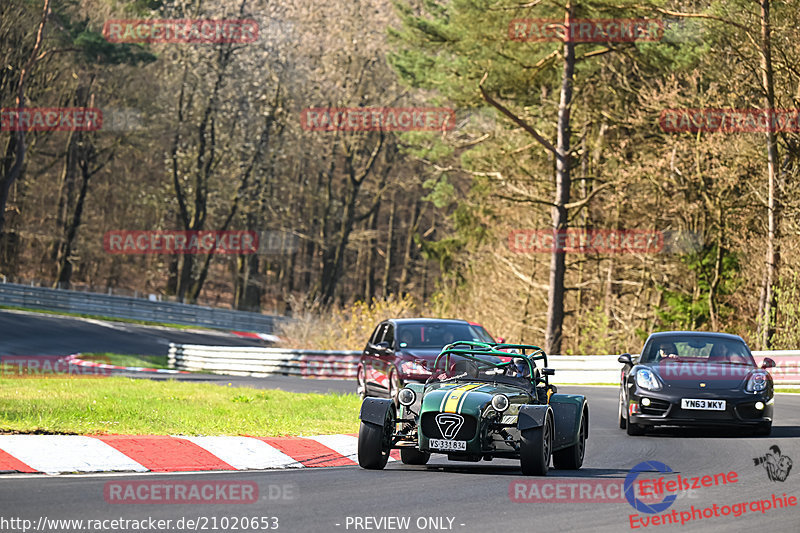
[357,341,588,475]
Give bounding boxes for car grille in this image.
[641,398,670,416]
[421,412,478,441]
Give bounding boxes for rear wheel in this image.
[553,410,586,470]
[357,406,395,470]
[520,415,552,476]
[400,448,430,465]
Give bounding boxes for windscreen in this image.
[395,323,489,349]
[642,336,755,366]
[425,353,536,390]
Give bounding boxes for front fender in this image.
[359,397,394,426]
[549,393,588,451]
[517,404,552,431]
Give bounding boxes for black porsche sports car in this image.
[618,331,775,436]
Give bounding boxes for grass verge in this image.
[0,377,360,436]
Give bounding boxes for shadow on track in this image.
[625,425,800,439]
[402,464,631,478]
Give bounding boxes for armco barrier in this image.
[168,345,800,385]
[168,344,360,378]
[0,281,283,333]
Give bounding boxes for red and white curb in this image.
[0,434,400,475]
[230,331,282,343]
[67,355,189,374]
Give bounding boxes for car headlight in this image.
[635,368,662,391]
[399,360,430,375]
[397,387,416,406]
[746,371,768,392]
[491,394,510,413]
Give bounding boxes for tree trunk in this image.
[382,191,397,297]
[544,5,575,355]
[759,0,779,349]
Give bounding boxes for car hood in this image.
[420,381,531,416]
[642,362,757,390]
[397,348,446,365]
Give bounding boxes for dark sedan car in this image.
[356,318,495,403]
[618,331,776,436]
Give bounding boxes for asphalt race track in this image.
[1,313,799,532]
[0,309,266,355]
[1,387,798,533]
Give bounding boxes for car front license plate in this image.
[681,398,726,411]
[429,439,466,451]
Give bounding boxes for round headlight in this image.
[491,394,510,413]
[755,401,765,410]
[398,388,416,406]
[641,397,651,407]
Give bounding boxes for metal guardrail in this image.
[0,281,284,333]
[169,344,360,378]
[168,345,800,385]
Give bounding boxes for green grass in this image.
[0,377,360,436]
[81,352,169,369]
[775,388,800,393]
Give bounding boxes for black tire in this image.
[553,410,586,470]
[618,392,627,429]
[400,447,430,465]
[356,366,367,400]
[357,406,395,470]
[626,419,646,436]
[754,422,772,436]
[520,415,552,476]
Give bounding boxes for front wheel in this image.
[400,447,430,465]
[358,406,395,470]
[553,410,586,470]
[618,392,627,429]
[520,415,552,476]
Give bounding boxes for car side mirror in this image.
[370,341,390,353]
[761,357,776,369]
[496,337,505,343]
[618,353,633,365]
[542,368,555,376]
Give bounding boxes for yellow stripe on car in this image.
[443,383,484,413]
